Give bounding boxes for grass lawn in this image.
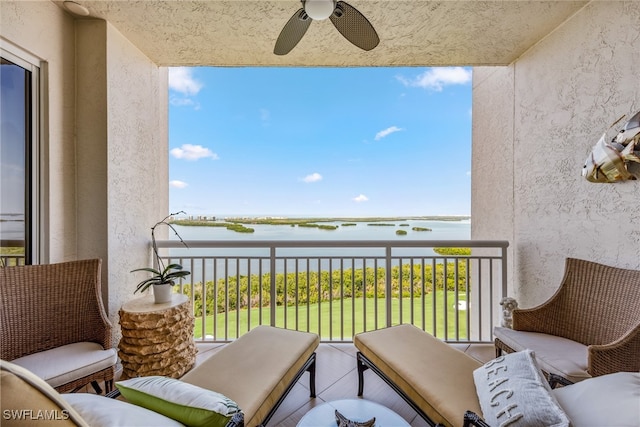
[193,291,468,341]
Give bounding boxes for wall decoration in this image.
[583,111,640,183]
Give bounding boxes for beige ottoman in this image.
[181,325,319,427]
[355,324,482,427]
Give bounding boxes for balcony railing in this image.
[0,240,26,267]
[155,239,508,343]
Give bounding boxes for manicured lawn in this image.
[193,291,468,341]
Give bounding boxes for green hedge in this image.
[179,261,468,317]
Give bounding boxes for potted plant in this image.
[131,212,190,303]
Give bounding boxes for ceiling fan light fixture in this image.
[304,0,335,21]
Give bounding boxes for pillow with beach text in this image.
[472,349,569,427]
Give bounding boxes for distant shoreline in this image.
[175,215,470,224]
[170,216,470,234]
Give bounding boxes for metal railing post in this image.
[385,245,392,328]
[270,246,276,327]
[501,245,508,298]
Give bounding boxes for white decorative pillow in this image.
[473,350,569,427]
[116,376,240,427]
[553,372,640,427]
[62,393,184,427]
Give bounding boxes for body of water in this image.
[0,214,24,241]
[169,218,471,242]
[161,219,473,279]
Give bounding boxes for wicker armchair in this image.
[0,259,117,393]
[494,257,640,385]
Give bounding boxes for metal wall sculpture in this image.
[583,111,640,183]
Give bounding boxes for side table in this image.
[297,399,410,426]
[118,293,196,379]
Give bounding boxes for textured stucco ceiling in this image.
[57,1,588,67]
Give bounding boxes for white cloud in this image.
[169,67,203,96]
[375,126,403,141]
[353,194,369,202]
[170,180,188,189]
[303,172,322,183]
[260,108,270,122]
[396,67,472,91]
[170,144,219,161]
[169,97,199,109]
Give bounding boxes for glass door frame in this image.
[1,40,46,265]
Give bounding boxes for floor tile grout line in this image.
[315,366,357,398]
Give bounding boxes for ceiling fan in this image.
[274,0,379,55]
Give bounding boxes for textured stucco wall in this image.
[472,1,640,308]
[0,1,77,262]
[104,22,168,327]
[2,3,168,338]
[75,20,168,326]
[76,20,109,287]
[471,67,516,289]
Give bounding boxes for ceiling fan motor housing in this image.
[304,0,336,21]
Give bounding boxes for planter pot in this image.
[153,284,173,303]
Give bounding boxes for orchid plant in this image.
[131,212,190,294]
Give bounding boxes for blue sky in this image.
[168,67,472,217]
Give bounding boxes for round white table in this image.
[297,399,410,427]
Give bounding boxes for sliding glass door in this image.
[1,50,39,266]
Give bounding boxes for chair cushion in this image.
[0,359,89,426]
[354,324,483,426]
[473,350,569,427]
[11,342,117,388]
[180,325,319,427]
[62,393,184,427]
[493,326,590,383]
[553,372,640,427]
[116,376,239,427]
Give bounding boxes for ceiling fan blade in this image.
[274,8,312,55]
[329,1,379,51]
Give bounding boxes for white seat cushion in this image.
[11,342,117,388]
[1,359,90,427]
[494,326,590,383]
[553,372,640,426]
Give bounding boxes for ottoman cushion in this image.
[180,326,319,427]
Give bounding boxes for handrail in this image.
[0,240,26,267]
[0,240,25,247]
[157,240,509,248]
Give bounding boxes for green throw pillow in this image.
[116,376,241,427]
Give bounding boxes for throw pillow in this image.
[1,359,89,427]
[472,349,569,427]
[116,376,240,427]
[62,393,184,427]
[552,372,640,427]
